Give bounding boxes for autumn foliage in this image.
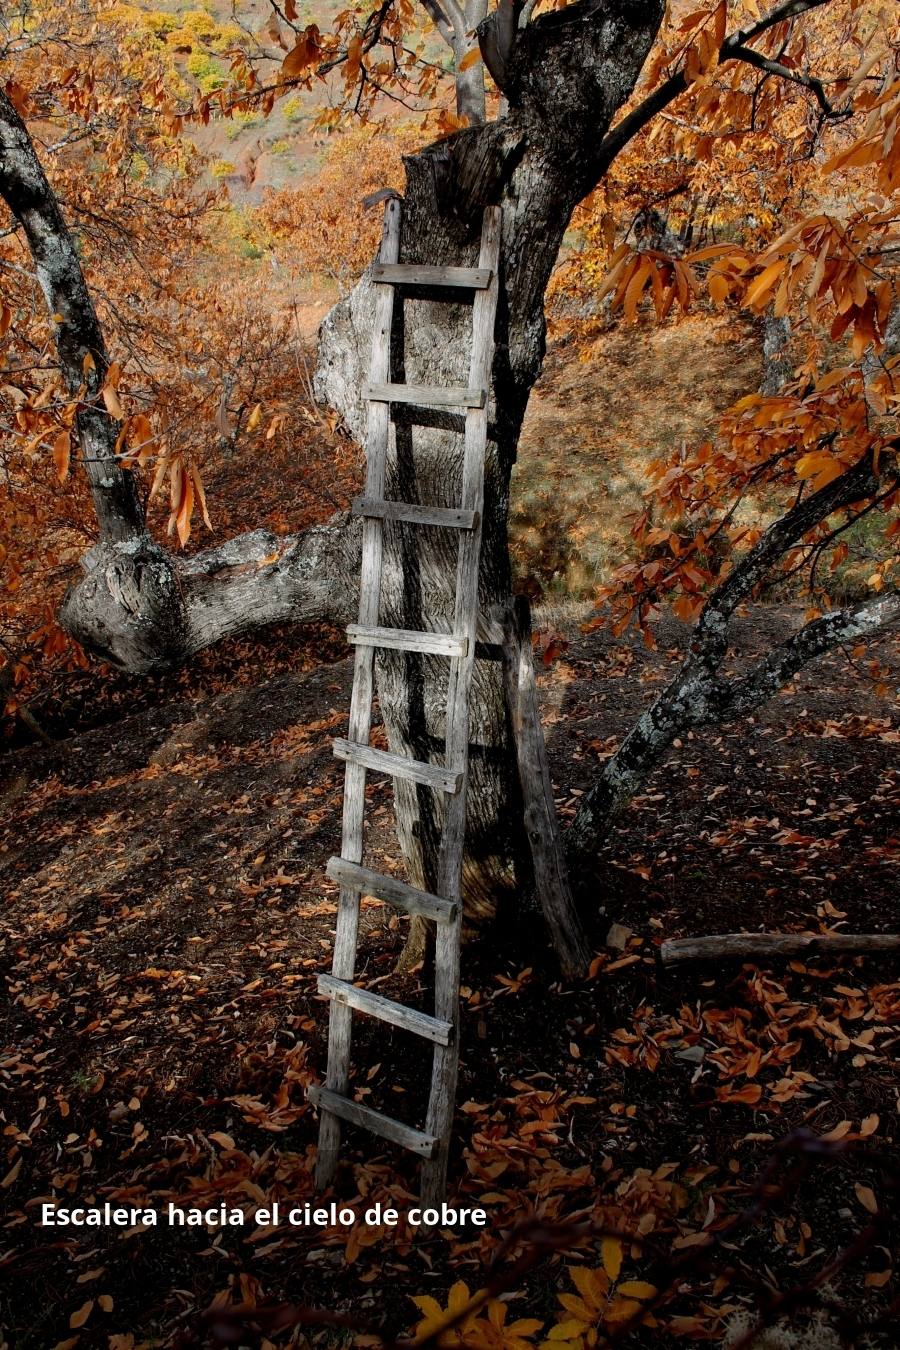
[1,0,899,1342]
[0,2,361,721]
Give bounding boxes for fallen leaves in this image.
[69,1299,93,1329]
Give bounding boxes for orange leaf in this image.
[795,451,842,488]
[1,1157,22,1187]
[282,28,319,78]
[865,1269,892,1288]
[673,595,703,623]
[717,1083,762,1105]
[148,453,168,502]
[70,1300,94,1329]
[708,271,730,304]
[175,474,194,547]
[52,430,71,483]
[618,1281,657,1299]
[191,464,212,530]
[129,413,155,466]
[744,260,785,310]
[623,259,652,322]
[102,383,124,420]
[712,0,726,48]
[458,47,481,72]
[601,1237,623,1281]
[169,457,185,515]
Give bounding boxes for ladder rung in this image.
[333,738,462,793]
[326,857,457,924]
[364,383,486,409]
[346,624,467,657]
[371,263,492,290]
[308,1085,438,1157]
[318,975,454,1045]
[352,497,478,531]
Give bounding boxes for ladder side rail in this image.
[421,206,503,1205]
[315,198,402,1189]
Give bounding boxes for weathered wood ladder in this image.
[309,199,502,1203]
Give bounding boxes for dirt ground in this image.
[1,600,897,1348]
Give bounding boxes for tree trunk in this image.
[316,2,667,920]
[0,88,145,546]
[759,313,792,395]
[4,6,668,929]
[454,0,488,126]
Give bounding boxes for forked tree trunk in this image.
[3,4,668,934]
[316,3,667,919]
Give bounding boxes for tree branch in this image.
[705,589,900,722]
[596,0,836,169]
[693,455,882,653]
[0,87,145,543]
[729,43,852,119]
[418,0,457,48]
[60,519,361,674]
[661,931,900,964]
[441,0,467,38]
[566,452,891,861]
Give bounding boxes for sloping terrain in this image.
[1,597,897,1346]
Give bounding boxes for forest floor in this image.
[1,599,897,1348]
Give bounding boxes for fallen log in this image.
[660,933,900,966]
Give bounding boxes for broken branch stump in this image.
[499,596,590,980]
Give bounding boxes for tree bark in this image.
[499,596,590,976]
[59,522,360,674]
[455,0,488,126]
[315,0,667,923]
[759,313,792,395]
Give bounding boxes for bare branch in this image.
[708,588,900,721]
[566,452,893,857]
[729,42,852,119]
[662,931,900,964]
[418,0,457,48]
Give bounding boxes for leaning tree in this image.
[1,0,897,963]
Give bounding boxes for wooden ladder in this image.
[309,199,502,1204]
